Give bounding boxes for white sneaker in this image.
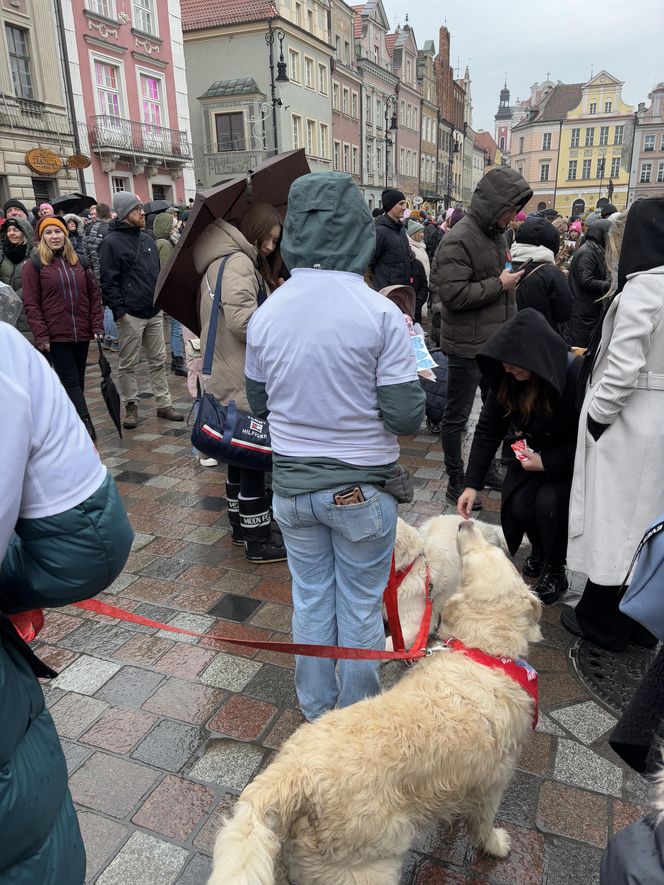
[198,456,218,467]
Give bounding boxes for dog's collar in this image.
[440,638,539,728]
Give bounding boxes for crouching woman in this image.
[458,308,582,604]
[0,323,133,884]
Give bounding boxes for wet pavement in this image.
[33,340,653,884]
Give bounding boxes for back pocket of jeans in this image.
[323,494,383,542]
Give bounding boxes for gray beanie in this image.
[113,191,141,221]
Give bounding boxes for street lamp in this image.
[266,21,289,155]
[383,94,398,188]
[446,128,457,209]
[598,155,606,201]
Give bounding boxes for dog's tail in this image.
[208,764,306,885]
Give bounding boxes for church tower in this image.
[494,80,514,163]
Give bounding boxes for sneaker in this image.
[102,337,112,350]
[522,549,544,578]
[533,564,568,605]
[156,406,184,422]
[110,339,120,352]
[198,456,218,467]
[123,402,138,429]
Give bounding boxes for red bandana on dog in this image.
[444,638,539,728]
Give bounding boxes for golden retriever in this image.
[208,520,542,885]
[385,515,508,650]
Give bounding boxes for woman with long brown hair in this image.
[193,203,286,563]
[22,216,104,440]
[458,308,583,604]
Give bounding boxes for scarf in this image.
[510,242,555,265]
[409,236,430,281]
[2,240,28,264]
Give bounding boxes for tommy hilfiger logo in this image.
[249,418,264,432]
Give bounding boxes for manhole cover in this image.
[572,641,658,716]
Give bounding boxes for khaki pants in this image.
[117,312,172,408]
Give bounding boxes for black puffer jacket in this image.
[565,221,610,347]
[98,220,160,320]
[434,166,532,357]
[369,214,414,290]
[512,217,573,332]
[424,222,443,262]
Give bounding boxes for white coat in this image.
[568,266,664,585]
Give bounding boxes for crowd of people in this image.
[2,170,663,882]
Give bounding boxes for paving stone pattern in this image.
[33,348,653,883]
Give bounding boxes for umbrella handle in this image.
[97,337,104,358]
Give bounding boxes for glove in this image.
[587,415,608,441]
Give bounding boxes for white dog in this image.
[209,520,542,885]
[385,515,507,650]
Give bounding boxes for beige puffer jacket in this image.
[193,219,265,410]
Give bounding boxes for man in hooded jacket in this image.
[369,188,413,291]
[434,166,532,506]
[565,220,611,348]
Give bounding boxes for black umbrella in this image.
[52,193,97,215]
[143,199,172,217]
[97,339,122,438]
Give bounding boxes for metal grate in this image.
[572,640,658,716]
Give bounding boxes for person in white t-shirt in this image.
[0,322,133,884]
[245,172,426,721]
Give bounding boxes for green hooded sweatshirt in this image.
[153,213,174,267]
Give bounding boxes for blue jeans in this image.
[103,307,118,342]
[272,484,397,721]
[170,318,184,358]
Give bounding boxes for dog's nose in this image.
[458,520,473,532]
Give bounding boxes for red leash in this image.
[68,552,432,662]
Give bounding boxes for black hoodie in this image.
[617,197,664,291]
[465,309,583,552]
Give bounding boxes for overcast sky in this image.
[393,1,664,134]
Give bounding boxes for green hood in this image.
[153,212,173,241]
[467,166,533,234]
[281,172,375,275]
[0,217,34,248]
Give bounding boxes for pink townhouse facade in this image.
[67,0,194,204]
[388,25,420,202]
[330,0,362,184]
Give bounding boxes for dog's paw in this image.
[483,827,511,858]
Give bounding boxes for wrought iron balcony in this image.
[89,115,192,161]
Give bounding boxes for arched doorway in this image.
[537,201,547,211]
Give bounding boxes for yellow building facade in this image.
[556,72,633,216]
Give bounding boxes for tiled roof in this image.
[475,130,498,162]
[181,0,277,31]
[385,33,397,57]
[353,8,364,39]
[200,78,262,99]
[513,83,583,128]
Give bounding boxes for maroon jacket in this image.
[22,254,104,345]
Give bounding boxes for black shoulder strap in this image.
[202,256,230,378]
[31,253,42,271]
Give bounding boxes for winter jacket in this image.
[369,214,414,291]
[465,309,582,554]
[0,217,35,338]
[511,242,573,332]
[153,213,175,267]
[601,812,664,884]
[22,253,104,344]
[194,218,266,410]
[424,222,443,262]
[63,213,85,256]
[434,166,532,358]
[412,256,429,324]
[0,323,134,885]
[568,266,664,584]
[83,218,111,280]
[565,221,610,347]
[98,219,161,320]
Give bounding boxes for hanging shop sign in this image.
[25,149,63,176]
[67,153,92,170]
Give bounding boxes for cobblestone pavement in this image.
[34,344,653,884]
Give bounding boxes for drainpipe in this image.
[266,19,279,155]
[53,0,86,193]
[552,119,563,210]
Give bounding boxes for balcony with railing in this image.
[89,115,192,163]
